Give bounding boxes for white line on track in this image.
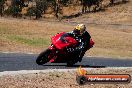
[0,67,132,76]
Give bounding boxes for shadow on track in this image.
[42,64,106,68]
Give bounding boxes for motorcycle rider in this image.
[60,24,92,62]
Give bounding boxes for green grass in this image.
[7,35,50,46]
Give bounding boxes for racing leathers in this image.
[60,31,91,61]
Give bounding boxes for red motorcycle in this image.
[36,32,94,66]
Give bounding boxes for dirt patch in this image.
[0,68,132,88]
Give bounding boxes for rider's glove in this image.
[66,45,84,53]
[75,45,84,51]
[66,48,75,53]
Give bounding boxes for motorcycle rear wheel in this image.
[67,60,76,67]
[36,49,51,65]
[66,52,80,67]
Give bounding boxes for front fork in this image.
[48,44,58,62]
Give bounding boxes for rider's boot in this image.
[78,51,85,62]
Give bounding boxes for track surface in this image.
[0,53,132,72]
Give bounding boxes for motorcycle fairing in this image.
[51,32,77,50]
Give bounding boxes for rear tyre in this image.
[67,60,76,67]
[36,49,51,65]
[66,52,80,67]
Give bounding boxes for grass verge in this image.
[0,18,132,58]
[7,35,50,46]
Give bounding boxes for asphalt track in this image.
[0,53,132,72]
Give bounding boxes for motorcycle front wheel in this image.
[36,49,51,65]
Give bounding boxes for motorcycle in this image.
[36,32,94,66]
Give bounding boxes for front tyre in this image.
[36,49,51,65]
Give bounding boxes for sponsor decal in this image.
[76,66,131,85]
